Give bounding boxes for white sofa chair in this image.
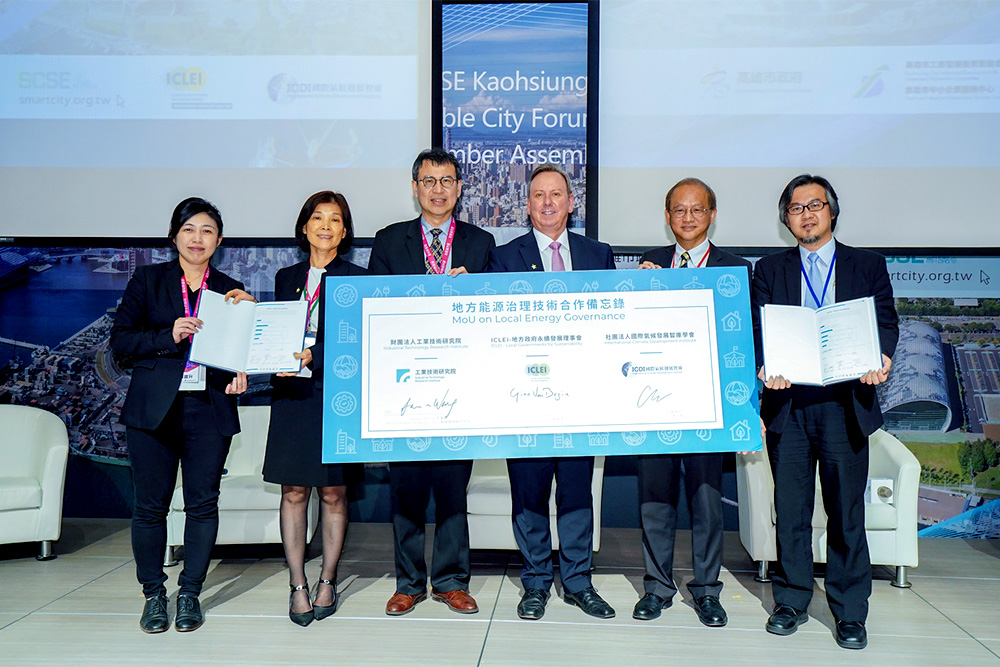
[165,405,316,565]
[0,405,70,560]
[466,456,605,551]
[736,428,919,587]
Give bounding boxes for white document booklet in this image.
[761,296,883,386]
[189,290,308,374]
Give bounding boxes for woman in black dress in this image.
[263,191,366,626]
[111,197,253,633]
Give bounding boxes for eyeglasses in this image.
[669,206,712,219]
[417,176,458,189]
[786,200,829,216]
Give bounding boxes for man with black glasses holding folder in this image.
[751,174,898,650]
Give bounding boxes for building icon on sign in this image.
[338,320,357,343]
[336,430,356,455]
[721,311,742,332]
[724,347,746,368]
[587,432,610,446]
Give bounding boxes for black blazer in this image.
[751,240,899,437]
[368,217,496,275]
[111,259,244,435]
[488,229,616,272]
[640,242,751,276]
[269,256,367,397]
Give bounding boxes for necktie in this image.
[807,252,823,309]
[549,241,565,272]
[679,251,691,268]
[426,228,443,274]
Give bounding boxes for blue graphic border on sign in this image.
[322,267,761,462]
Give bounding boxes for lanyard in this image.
[180,266,209,371]
[801,250,836,309]
[674,246,710,268]
[304,267,322,331]
[421,219,456,274]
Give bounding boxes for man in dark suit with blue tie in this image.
[633,178,751,627]
[489,163,617,620]
[369,148,496,617]
[752,174,898,650]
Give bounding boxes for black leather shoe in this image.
[564,586,615,619]
[766,603,808,635]
[139,594,169,634]
[835,621,868,649]
[517,588,549,620]
[174,594,204,632]
[695,595,728,627]
[632,593,671,621]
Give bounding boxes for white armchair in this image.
[0,405,70,560]
[736,428,919,587]
[165,405,316,565]
[466,457,605,551]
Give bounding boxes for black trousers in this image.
[126,392,231,598]
[637,452,724,600]
[767,390,870,622]
[389,460,472,595]
[508,456,595,595]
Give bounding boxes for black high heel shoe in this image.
[289,583,313,627]
[312,579,338,621]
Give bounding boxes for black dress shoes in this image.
[632,593,671,621]
[835,621,868,649]
[564,586,615,619]
[174,594,204,632]
[139,594,169,634]
[694,595,728,627]
[766,603,808,635]
[517,588,549,620]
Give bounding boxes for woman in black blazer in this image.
[110,197,253,634]
[262,191,366,626]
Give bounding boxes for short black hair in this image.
[168,197,223,241]
[665,177,716,211]
[294,191,354,254]
[411,148,462,182]
[778,174,840,230]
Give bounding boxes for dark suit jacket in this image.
[751,240,899,437]
[488,229,616,272]
[111,259,244,435]
[269,256,367,397]
[368,217,496,276]
[640,242,751,276]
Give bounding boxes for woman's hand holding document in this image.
[189,290,308,374]
[761,296,884,386]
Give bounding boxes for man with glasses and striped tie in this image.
[488,163,617,621]
[751,174,898,650]
[632,178,751,628]
[369,148,496,617]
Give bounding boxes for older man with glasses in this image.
[632,178,752,627]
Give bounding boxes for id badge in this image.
[179,363,206,391]
[297,334,317,379]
